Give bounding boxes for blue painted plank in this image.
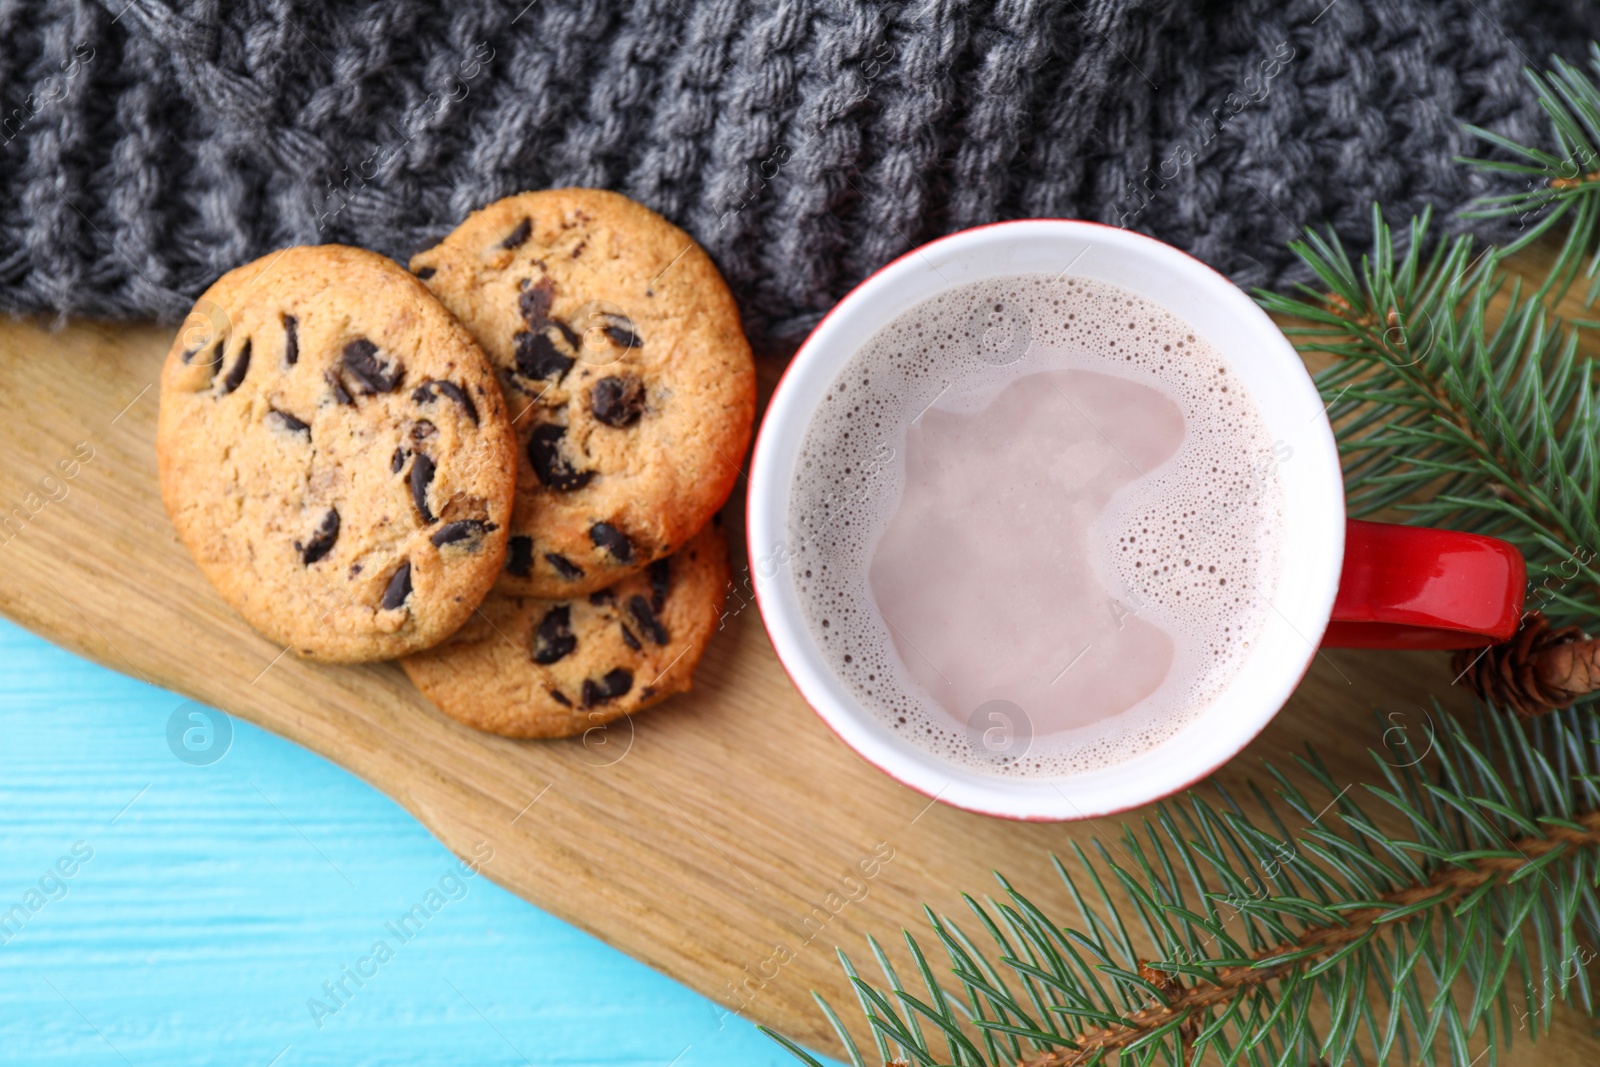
[0,619,809,1066]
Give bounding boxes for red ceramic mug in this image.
[748,220,1527,820]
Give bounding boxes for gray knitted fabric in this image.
[2,0,1597,344]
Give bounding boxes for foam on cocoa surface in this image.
[787,274,1285,777]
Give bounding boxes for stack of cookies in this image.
[157,190,756,738]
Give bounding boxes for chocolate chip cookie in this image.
[157,245,518,662]
[409,189,756,598]
[399,519,731,738]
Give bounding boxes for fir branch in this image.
[1023,808,1600,1066]
[1255,208,1600,630]
[767,707,1600,1067]
[1461,42,1600,305]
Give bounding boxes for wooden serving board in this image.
[1,308,1595,1063]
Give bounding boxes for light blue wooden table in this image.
[0,618,798,1066]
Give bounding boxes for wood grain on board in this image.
[1,248,1595,1063]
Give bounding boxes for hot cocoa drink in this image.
[788,274,1285,776]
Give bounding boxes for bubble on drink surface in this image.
[787,274,1285,778]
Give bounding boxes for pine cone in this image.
[1452,612,1600,717]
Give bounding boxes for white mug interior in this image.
[748,220,1346,820]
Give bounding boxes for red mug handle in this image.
[1322,519,1526,650]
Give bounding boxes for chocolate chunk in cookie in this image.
[582,668,633,708]
[382,561,413,610]
[219,339,252,395]
[506,535,534,577]
[533,604,577,664]
[526,424,593,491]
[412,379,480,424]
[545,552,585,580]
[410,452,438,523]
[590,522,633,563]
[325,369,354,406]
[342,338,404,394]
[502,217,533,250]
[268,408,311,439]
[520,277,555,326]
[590,376,645,427]
[513,329,575,384]
[432,519,496,550]
[297,508,340,565]
[627,595,669,645]
[648,557,671,612]
[601,314,643,349]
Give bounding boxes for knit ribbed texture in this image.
[2,0,1597,342]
